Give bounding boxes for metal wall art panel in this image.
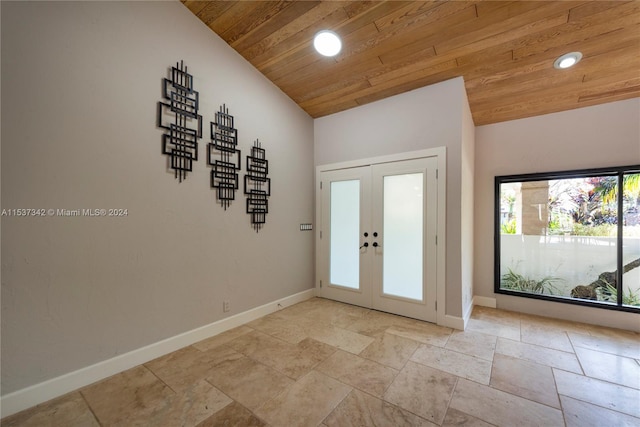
[157,60,203,182]
[209,104,241,209]
[245,140,270,232]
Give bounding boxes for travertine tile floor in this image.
[3,297,639,426]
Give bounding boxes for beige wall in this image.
[314,77,471,318]
[1,1,314,394]
[474,98,640,331]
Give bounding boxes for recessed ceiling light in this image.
[554,52,583,69]
[313,30,341,57]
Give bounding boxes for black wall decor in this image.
[209,104,241,209]
[157,60,202,182]
[245,140,271,232]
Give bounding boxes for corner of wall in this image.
[472,295,497,308]
[460,80,476,322]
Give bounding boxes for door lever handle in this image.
[359,242,369,249]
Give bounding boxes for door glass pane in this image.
[330,180,360,289]
[383,173,423,300]
[623,173,640,308]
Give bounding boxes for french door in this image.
[318,157,438,322]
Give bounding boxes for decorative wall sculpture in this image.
[209,104,241,209]
[245,140,270,232]
[157,60,202,182]
[156,62,273,231]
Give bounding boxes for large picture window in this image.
[495,166,640,312]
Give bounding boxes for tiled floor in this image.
[3,297,640,426]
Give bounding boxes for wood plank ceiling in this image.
[182,1,640,125]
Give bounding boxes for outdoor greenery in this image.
[549,174,640,235]
[570,223,617,237]
[501,269,560,295]
[500,192,517,234]
[593,174,640,207]
[501,173,640,237]
[601,283,640,307]
[501,219,516,235]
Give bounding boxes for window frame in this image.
[494,164,640,313]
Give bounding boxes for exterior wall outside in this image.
[1,1,314,394]
[520,181,550,235]
[500,235,640,297]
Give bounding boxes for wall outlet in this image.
[223,300,230,313]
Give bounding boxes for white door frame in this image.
[315,147,447,327]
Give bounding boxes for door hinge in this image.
[320,231,323,239]
[435,235,437,245]
[320,181,323,189]
[435,301,437,311]
[320,280,323,288]
[436,169,438,179]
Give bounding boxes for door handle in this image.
[359,242,369,249]
[373,242,380,248]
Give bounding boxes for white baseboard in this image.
[0,288,315,418]
[442,314,465,330]
[473,296,497,308]
[440,296,498,331]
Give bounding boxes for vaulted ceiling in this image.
[182,1,640,125]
